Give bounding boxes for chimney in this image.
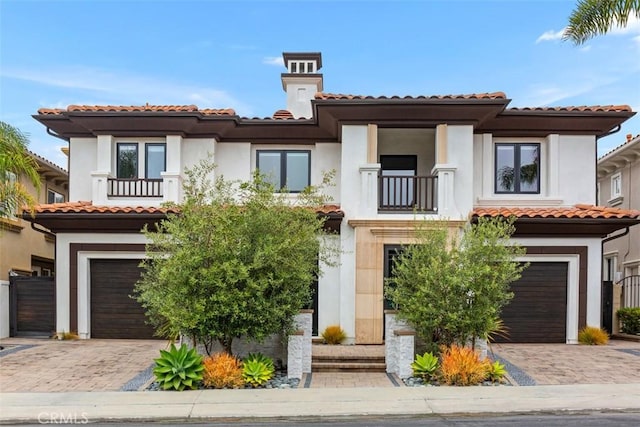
[627,133,633,143]
[281,52,323,119]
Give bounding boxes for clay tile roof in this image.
[472,205,640,220]
[37,105,236,116]
[315,92,507,100]
[37,108,66,115]
[33,201,179,215]
[33,201,343,216]
[508,105,632,113]
[315,204,343,215]
[200,108,236,116]
[272,109,294,120]
[599,133,640,159]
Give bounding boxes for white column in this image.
[0,281,9,338]
[359,163,381,217]
[162,135,183,204]
[91,135,113,204]
[432,165,458,218]
[55,236,71,335]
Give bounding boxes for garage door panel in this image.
[90,259,157,339]
[496,262,568,343]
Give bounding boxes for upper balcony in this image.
[378,174,437,212]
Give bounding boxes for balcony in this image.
[107,178,163,197]
[378,175,438,212]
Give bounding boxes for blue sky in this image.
[1,0,639,168]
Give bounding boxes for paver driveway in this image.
[493,339,640,385]
[0,338,167,392]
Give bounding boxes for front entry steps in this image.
[311,344,386,373]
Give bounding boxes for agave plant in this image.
[411,351,439,381]
[242,353,275,387]
[486,360,507,383]
[153,343,204,391]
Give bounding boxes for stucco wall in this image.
[473,134,596,208]
[0,168,66,280]
[69,137,97,201]
[600,157,640,277]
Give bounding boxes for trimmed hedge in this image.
[617,307,640,335]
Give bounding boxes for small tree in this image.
[134,158,337,355]
[0,121,41,219]
[385,217,527,350]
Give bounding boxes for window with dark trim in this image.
[256,150,310,192]
[117,143,138,179]
[47,189,65,204]
[495,143,540,194]
[145,143,166,179]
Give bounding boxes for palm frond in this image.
[564,0,640,45]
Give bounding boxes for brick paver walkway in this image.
[493,340,640,385]
[0,338,166,392]
[306,372,402,388]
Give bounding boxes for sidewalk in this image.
[2,383,640,423]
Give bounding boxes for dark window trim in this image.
[256,150,311,193]
[116,143,139,179]
[494,143,540,194]
[46,188,65,204]
[145,143,166,179]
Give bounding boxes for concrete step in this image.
[312,355,386,364]
[311,362,387,373]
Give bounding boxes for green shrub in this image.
[486,360,507,383]
[617,307,640,335]
[153,343,204,391]
[411,352,439,381]
[578,326,609,345]
[242,353,275,387]
[321,325,347,345]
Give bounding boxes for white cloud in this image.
[536,28,566,43]
[263,56,284,66]
[1,66,254,115]
[610,14,640,36]
[579,45,592,52]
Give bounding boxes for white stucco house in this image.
[24,52,640,344]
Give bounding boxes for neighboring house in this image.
[1,151,68,278]
[598,133,640,316]
[24,52,640,344]
[0,152,68,338]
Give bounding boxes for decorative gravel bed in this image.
[402,377,509,387]
[145,371,300,391]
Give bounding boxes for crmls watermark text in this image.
[37,412,89,424]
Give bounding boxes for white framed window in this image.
[603,255,617,281]
[611,172,622,199]
[47,189,65,204]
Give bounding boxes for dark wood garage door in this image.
[9,276,55,336]
[496,262,568,343]
[90,259,157,339]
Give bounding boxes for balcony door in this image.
[380,155,417,209]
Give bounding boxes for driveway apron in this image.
[0,338,167,392]
[492,340,640,385]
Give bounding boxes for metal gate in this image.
[9,276,55,337]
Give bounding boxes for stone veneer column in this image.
[287,330,304,380]
[288,311,312,379]
[385,311,415,379]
